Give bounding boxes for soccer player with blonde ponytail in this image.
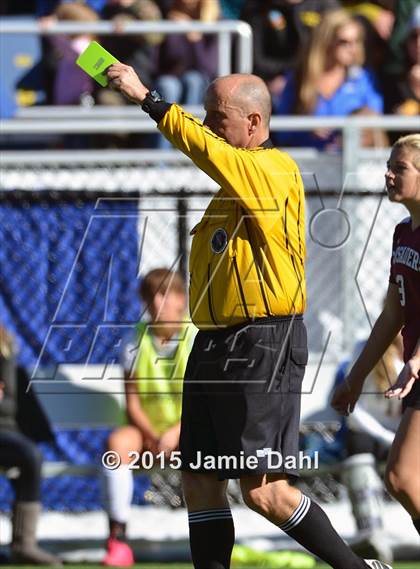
[332,133,420,539]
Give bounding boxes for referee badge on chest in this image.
[211,228,228,254]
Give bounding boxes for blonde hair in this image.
[0,325,16,360]
[393,134,420,170]
[295,10,364,114]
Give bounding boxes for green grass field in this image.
[8,561,420,569]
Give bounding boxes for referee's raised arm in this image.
[106,63,271,151]
[106,65,301,223]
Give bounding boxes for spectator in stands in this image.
[340,334,403,564]
[241,0,343,99]
[341,1,395,41]
[45,2,99,105]
[97,0,163,108]
[289,0,343,41]
[91,0,163,147]
[273,9,385,150]
[0,325,60,566]
[341,1,395,70]
[239,0,300,98]
[385,0,418,77]
[101,269,195,567]
[383,6,420,124]
[155,0,219,109]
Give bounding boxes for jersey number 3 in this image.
[396,274,406,306]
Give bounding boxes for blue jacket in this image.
[273,66,384,149]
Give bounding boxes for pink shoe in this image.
[102,537,134,567]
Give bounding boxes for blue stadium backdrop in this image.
[0,192,151,512]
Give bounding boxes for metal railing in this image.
[0,18,253,77]
[0,116,417,362]
[1,112,415,133]
[15,105,204,119]
[0,113,420,136]
[1,114,416,175]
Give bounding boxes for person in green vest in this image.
[101,268,195,566]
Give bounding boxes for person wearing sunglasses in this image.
[273,9,385,150]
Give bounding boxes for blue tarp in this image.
[0,195,140,367]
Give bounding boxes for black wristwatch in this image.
[142,90,163,114]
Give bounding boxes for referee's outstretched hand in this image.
[106,63,149,105]
[330,375,364,416]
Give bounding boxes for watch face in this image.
[142,91,162,112]
[149,90,161,102]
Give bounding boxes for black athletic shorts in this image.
[180,315,308,480]
[402,378,420,411]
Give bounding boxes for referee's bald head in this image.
[204,74,272,149]
[208,74,272,127]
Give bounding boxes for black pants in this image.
[0,429,42,502]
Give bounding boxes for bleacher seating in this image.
[0,16,46,113]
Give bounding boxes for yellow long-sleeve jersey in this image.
[159,104,306,330]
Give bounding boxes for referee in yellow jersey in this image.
[107,64,391,569]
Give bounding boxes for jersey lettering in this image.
[395,274,406,307]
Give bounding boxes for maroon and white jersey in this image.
[389,217,420,362]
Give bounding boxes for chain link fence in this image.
[0,151,407,358]
[0,150,407,511]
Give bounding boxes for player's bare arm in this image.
[331,283,404,415]
[123,370,159,452]
[106,63,149,105]
[385,337,420,400]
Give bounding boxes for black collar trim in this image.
[260,139,274,148]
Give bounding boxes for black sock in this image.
[109,519,127,540]
[188,508,234,569]
[280,495,366,569]
[413,517,420,536]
